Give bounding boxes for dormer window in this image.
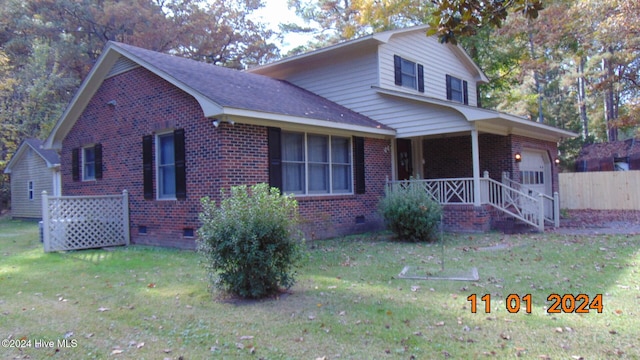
[446,75,468,104]
[394,55,424,92]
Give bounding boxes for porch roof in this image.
[375,87,577,142]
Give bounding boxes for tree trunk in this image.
[603,56,617,142]
[577,57,589,138]
[528,30,544,123]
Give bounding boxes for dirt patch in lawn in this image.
[550,209,640,235]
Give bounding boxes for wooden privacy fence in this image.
[41,190,130,252]
[559,171,640,210]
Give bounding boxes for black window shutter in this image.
[174,128,187,200]
[94,143,103,180]
[463,80,469,105]
[446,75,452,100]
[267,127,282,190]
[354,136,365,194]
[394,55,402,86]
[142,135,153,200]
[476,84,482,108]
[72,148,80,181]
[417,64,424,92]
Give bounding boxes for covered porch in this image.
[389,112,575,232]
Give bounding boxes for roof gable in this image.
[45,42,393,149]
[249,25,489,83]
[4,139,60,174]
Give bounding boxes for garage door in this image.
[519,149,552,216]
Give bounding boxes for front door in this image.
[396,139,413,180]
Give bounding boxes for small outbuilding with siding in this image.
[4,139,61,219]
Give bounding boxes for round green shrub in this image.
[378,185,442,242]
[197,183,305,299]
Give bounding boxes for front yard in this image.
[1,217,639,359]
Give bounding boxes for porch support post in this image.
[471,128,481,206]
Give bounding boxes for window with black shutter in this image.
[267,127,282,190]
[94,143,103,180]
[72,148,80,181]
[446,75,468,104]
[394,55,424,93]
[142,135,153,199]
[354,136,365,194]
[174,129,186,199]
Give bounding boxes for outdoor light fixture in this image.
[555,157,560,165]
[514,153,522,162]
[212,119,220,128]
[107,100,117,107]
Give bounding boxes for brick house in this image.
[45,26,575,248]
[575,138,640,171]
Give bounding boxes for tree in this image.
[173,0,279,68]
[427,0,544,44]
[284,0,429,53]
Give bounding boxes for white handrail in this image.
[387,175,556,231]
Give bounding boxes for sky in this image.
[249,0,314,51]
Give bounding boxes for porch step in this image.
[492,217,536,234]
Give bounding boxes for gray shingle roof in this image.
[24,139,60,166]
[112,42,390,131]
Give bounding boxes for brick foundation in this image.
[441,204,492,233]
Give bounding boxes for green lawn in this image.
[1,217,639,359]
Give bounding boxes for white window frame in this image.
[156,131,177,200]
[400,57,418,90]
[28,181,34,201]
[449,76,464,103]
[281,132,353,196]
[82,145,96,181]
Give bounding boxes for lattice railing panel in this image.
[42,191,130,252]
[387,178,474,204]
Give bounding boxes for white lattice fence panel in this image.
[42,191,130,252]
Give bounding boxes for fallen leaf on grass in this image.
[435,321,445,326]
[239,336,254,340]
[147,283,156,288]
[500,333,511,340]
[571,356,584,360]
[111,349,124,355]
[97,307,109,312]
[236,342,244,349]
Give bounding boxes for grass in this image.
[1,217,639,359]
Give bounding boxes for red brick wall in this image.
[423,134,511,181]
[423,134,558,191]
[62,67,392,247]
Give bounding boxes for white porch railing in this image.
[41,190,130,252]
[386,173,560,232]
[386,177,475,204]
[501,172,560,227]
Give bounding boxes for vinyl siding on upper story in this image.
[378,32,480,106]
[255,29,481,138]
